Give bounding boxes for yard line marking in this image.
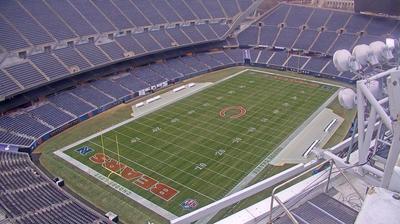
[158,80,331,130]
[237,83,330,149]
[247,69,344,88]
[101,135,239,185]
[145,112,278,147]
[132,118,267,158]
[180,86,325,114]
[179,75,328,108]
[171,90,329,126]
[128,77,334,164]
[112,128,249,175]
[141,84,329,147]
[120,122,256,167]
[53,69,340,216]
[158,78,334,192]
[133,77,299,153]
[187,76,326,100]
[162,91,328,131]
[122,123,256,167]
[88,140,218,201]
[101,135,238,189]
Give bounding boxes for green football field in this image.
[63,70,337,216]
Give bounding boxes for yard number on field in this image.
[232,137,242,144]
[195,163,207,170]
[215,149,225,156]
[248,127,256,133]
[171,118,179,123]
[131,137,141,143]
[152,127,161,133]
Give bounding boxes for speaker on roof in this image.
[124,51,135,58]
[68,65,80,73]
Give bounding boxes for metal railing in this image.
[268,159,363,224]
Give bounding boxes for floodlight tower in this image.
[332,38,400,189]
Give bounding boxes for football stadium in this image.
[1,1,400,224]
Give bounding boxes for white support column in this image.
[357,81,366,163]
[361,107,377,163]
[359,82,392,130]
[170,163,314,224]
[382,71,400,188]
[382,122,400,188]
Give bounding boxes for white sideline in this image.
[194,69,343,224]
[248,69,344,88]
[54,69,249,219]
[54,68,344,222]
[54,150,177,220]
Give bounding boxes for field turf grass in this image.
[62,70,337,216]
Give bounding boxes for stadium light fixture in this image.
[338,88,356,110]
[370,41,394,63]
[386,38,396,49]
[352,44,379,66]
[333,49,361,72]
[386,38,400,69]
[333,40,396,77]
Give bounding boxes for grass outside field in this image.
[36,67,352,224]
[38,67,245,224]
[61,70,337,216]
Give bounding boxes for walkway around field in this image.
[55,68,343,222]
[54,70,248,220]
[194,69,342,224]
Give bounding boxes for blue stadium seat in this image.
[307,9,331,29]
[293,29,319,50]
[259,26,280,46]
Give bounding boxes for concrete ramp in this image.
[270,108,343,165]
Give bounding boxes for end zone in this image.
[54,149,178,220]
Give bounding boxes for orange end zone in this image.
[89,153,179,201]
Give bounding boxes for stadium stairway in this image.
[272,193,358,224]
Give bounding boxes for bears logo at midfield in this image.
[180,199,198,210]
[219,105,247,119]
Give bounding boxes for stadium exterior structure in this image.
[0,1,399,224]
[2,1,399,153]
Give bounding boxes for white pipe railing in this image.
[170,162,317,224]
